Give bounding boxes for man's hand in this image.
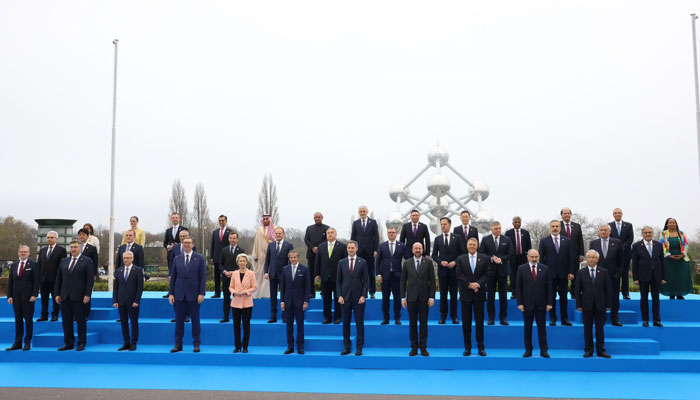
[577,307,582,312]
[448,261,456,268]
[113,302,119,308]
[169,295,175,305]
[401,299,407,309]
[468,282,479,290]
[224,271,233,278]
[546,305,553,311]
[518,305,524,312]
[197,294,204,304]
[338,296,345,305]
[210,258,214,263]
[7,298,13,305]
[132,302,139,308]
[579,256,584,262]
[55,296,61,305]
[29,296,37,303]
[441,261,449,267]
[634,280,639,285]
[312,247,318,254]
[264,273,269,280]
[358,296,365,304]
[568,273,574,280]
[661,280,667,285]
[428,299,435,307]
[303,303,308,311]
[373,251,377,258]
[281,302,285,311]
[83,296,90,304]
[377,276,382,284]
[315,276,320,283]
[492,256,502,264]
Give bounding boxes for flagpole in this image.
[108,39,119,291]
[691,14,700,182]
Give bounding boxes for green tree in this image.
[0,216,37,261]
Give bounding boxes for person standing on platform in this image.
[539,220,575,326]
[280,250,310,355]
[77,228,98,319]
[632,226,667,327]
[112,251,143,351]
[6,245,40,351]
[169,231,196,322]
[401,242,436,357]
[230,253,256,354]
[264,227,294,323]
[456,238,489,356]
[659,218,693,300]
[169,237,206,353]
[82,223,100,254]
[400,209,431,259]
[37,231,66,322]
[220,232,245,323]
[337,241,369,356]
[117,230,145,271]
[480,221,513,325]
[163,212,187,298]
[454,210,479,246]
[252,214,274,299]
[376,227,406,325]
[121,216,146,246]
[210,215,232,299]
[609,208,634,299]
[560,208,584,298]
[304,212,329,299]
[350,205,379,299]
[590,225,623,326]
[506,216,532,299]
[55,240,94,351]
[315,228,347,324]
[575,250,612,358]
[432,217,464,324]
[516,249,552,358]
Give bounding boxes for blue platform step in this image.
[573,309,638,325]
[32,332,99,347]
[605,338,659,355]
[88,307,119,320]
[304,335,352,351]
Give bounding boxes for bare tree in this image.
[256,173,280,224]
[192,183,211,256]
[0,216,37,261]
[523,219,550,250]
[169,179,190,227]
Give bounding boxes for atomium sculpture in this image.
[386,145,493,235]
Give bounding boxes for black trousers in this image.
[174,300,201,346]
[307,254,317,297]
[510,254,527,292]
[407,300,429,350]
[222,276,232,319]
[12,299,35,345]
[438,267,458,319]
[461,298,484,350]
[609,275,621,322]
[40,280,59,318]
[232,306,252,350]
[381,274,401,321]
[487,269,508,321]
[269,277,280,319]
[285,302,305,350]
[61,300,87,346]
[213,262,222,295]
[523,307,547,351]
[621,256,631,296]
[639,280,661,323]
[583,307,606,353]
[549,277,569,322]
[341,298,365,350]
[359,252,376,294]
[118,304,139,345]
[321,277,341,321]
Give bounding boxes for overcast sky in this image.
[2,1,700,240]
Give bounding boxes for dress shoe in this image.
[322,320,332,324]
[171,318,177,323]
[36,317,48,322]
[395,319,402,325]
[678,296,685,300]
[381,320,389,325]
[438,317,446,324]
[612,320,623,327]
[409,349,418,356]
[653,321,664,327]
[50,316,59,322]
[487,319,495,325]
[510,295,516,299]
[76,344,85,351]
[211,294,221,298]
[355,348,362,356]
[242,348,248,353]
[116,319,121,323]
[170,346,182,353]
[597,351,611,358]
[561,320,573,326]
[219,319,229,323]
[642,321,649,327]
[298,349,305,355]
[478,349,487,357]
[129,345,137,351]
[420,348,429,357]
[267,318,277,323]
[623,295,631,300]
[583,352,593,358]
[340,349,351,356]
[58,345,74,351]
[185,317,190,323]
[22,344,30,351]
[333,318,340,324]
[5,344,21,351]
[370,294,375,299]
[540,351,550,358]
[670,295,676,300]
[118,344,130,351]
[500,320,509,326]
[233,349,241,353]
[193,345,200,353]
[162,294,169,298]
[522,350,532,358]
[452,318,459,325]
[464,350,472,356]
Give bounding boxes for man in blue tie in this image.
[631,227,666,327]
[169,237,207,353]
[456,238,489,356]
[575,250,612,358]
[280,250,310,354]
[265,227,294,323]
[538,220,575,326]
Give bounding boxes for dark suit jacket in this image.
[455,252,490,302]
[538,235,575,279]
[163,225,188,249]
[304,223,329,260]
[112,265,144,306]
[431,233,465,271]
[55,255,94,301]
[453,224,479,246]
[589,238,623,278]
[168,252,207,301]
[575,267,612,312]
[264,240,294,280]
[505,228,532,255]
[478,234,514,276]
[351,218,379,257]
[38,245,67,283]
[280,264,311,307]
[631,240,666,282]
[315,241,348,282]
[210,227,232,262]
[219,245,246,274]
[609,220,634,256]
[375,241,406,279]
[516,263,552,311]
[8,259,40,301]
[116,243,145,271]
[336,257,369,301]
[561,220,584,260]
[400,257,436,302]
[168,243,197,274]
[81,243,99,275]
[400,222,431,258]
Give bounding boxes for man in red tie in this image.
[560,208,585,299]
[516,249,553,358]
[210,215,232,298]
[399,209,431,260]
[337,241,369,356]
[506,217,532,299]
[55,240,95,351]
[6,245,40,351]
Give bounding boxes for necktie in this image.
[531,265,537,281]
[602,240,608,258]
[389,242,394,256]
[231,246,235,255]
[292,265,297,281]
[124,267,130,280]
[494,236,499,248]
[329,242,334,257]
[470,255,476,273]
[362,219,366,231]
[415,258,420,271]
[47,246,53,259]
[185,254,190,266]
[590,268,595,284]
[463,226,468,241]
[647,242,653,257]
[277,242,281,253]
[69,258,77,273]
[219,228,224,241]
[566,223,571,238]
[173,227,177,239]
[349,258,355,277]
[617,223,621,236]
[127,244,131,252]
[444,234,449,246]
[554,237,560,253]
[413,224,417,235]
[516,230,522,254]
[18,261,25,278]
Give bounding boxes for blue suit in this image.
[169,251,206,347]
[264,240,294,319]
[538,235,575,323]
[168,243,197,276]
[280,264,310,351]
[376,241,406,321]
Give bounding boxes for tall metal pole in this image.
[691,15,700,182]
[108,39,119,291]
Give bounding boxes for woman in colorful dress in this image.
[659,218,693,300]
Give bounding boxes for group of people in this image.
[5,207,694,360]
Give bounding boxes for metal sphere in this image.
[470,180,490,201]
[428,197,449,218]
[427,173,451,197]
[427,146,449,167]
[474,210,493,232]
[428,218,441,236]
[389,184,410,203]
[385,211,404,231]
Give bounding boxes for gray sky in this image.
[2,1,699,239]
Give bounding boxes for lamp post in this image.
[108,39,119,291]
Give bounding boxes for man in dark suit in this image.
[453,210,479,246]
[315,228,347,324]
[55,240,94,351]
[304,212,329,298]
[337,241,369,356]
[77,228,98,319]
[350,205,379,298]
[168,230,197,271]
[432,217,465,324]
[112,251,143,351]
[376,227,406,325]
[479,221,514,325]
[168,237,207,353]
[561,208,584,297]
[37,231,67,322]
[264,227,294,323]
[632,226,667,327]
[163,212,187,298]
[456,238,489,356]
[219,231,245,323]
[516,249,553,358]
[401,242,436,357]
[6,245,40,351]
[538,220,575,326]
[575,250,612,358]
[609,208,634,299]
[590,225,623,326]
[399,209,431,259]
[117,230,145,270]
[280,250,310,354]
[210,215,232,298]
[506,216,532,299]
